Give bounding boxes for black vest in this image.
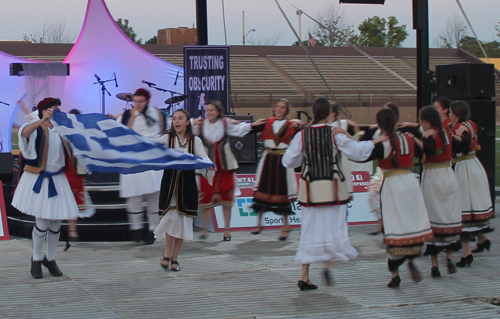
[158,134,199,217]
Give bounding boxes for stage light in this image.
[339,0,385,4]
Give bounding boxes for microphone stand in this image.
[143,82,198,115]
[94,75,114,114]
[0,100,9,106]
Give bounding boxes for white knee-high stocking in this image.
[32,218,49,261]
[45,220,62,261]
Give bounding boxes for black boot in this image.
[30,258,43,279]
[431,266,441,278]
[446,258,457,274]
[455,254,473,267]
[41,256,63,277]
[143,231,156,245]
[472,239,491,253]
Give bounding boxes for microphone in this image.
[114,73,118,87]
[94,74,101,81]
[142,80,156,87]
[174,71,179,86]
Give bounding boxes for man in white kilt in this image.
[113,88,164,244]
[12,98,79,279]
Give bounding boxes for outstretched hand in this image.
[372,134,389,144]
[252,118,267,126]
[331,127,350,137]
[422,129,437,138]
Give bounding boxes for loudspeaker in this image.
[466,100,496,203]
[0,153,13,183]
[436,63,495,99]
[227,115,257,164]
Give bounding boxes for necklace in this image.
[176,133,188,148]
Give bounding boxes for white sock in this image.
[147,212,159,232]
[32,218,49,261]
[45,220,62,261]
[128,212,143,231]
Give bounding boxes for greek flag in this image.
[51,110,214,174]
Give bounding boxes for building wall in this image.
[157,27,196,45]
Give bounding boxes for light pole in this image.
[243,29,255,46]
[296,9,303,42]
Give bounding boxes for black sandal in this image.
[160,256,170,269]
[279,229,290,241]
[171,260,180,272]
[223,229,231,241]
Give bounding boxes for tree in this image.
[311,3,355,47]
[435,14,469,48]
[145,36,157,44]
[292,40,311,46]
[459,36,500,58]
[22,19,76,43]
[247,33,281,46]
[349,16,408,47]
[116,18,142,44]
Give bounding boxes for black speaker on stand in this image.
[226,115,257,164]
[436,63,496,205]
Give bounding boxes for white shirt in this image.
[282,124,375,168]
[192,118,251,142]
[18,123,65,173]
[117,107,162,141]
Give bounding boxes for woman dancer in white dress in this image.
[283,98,383,290]
[250,99,301,240]
[414,106,461,277]
[154,110,212,271]
[449,100,494,267]
[12,98,79,279]
[193,101,265,241]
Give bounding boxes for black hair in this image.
[435,97,451,111]
[419,105,447,149]
[38,98,61,119]
[310,97,331,125]
[377,108,399,167]
[383,102,400,121]
[450,100,470,123]
[69,109,81,115]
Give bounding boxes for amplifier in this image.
[227,115,256,164]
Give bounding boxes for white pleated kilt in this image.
[154,209,194,241]
[295,205,358,264]
[421,166,462,236]
[454,157,493,232]
[12,171,79,220]
[381,173,433,247]
[119,170,163,198]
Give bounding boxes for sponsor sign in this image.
[200,172,376,232]
[0,185,9,240]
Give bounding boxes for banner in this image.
[183,46,230,117]
[197,171,376,232]
[0,185,10,240]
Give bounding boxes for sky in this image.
[0,0,498,48]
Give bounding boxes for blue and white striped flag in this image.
[51,110,214,174]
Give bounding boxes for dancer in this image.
[414,106,461,277]
[282,98,384,291]
[250,99,301,240]
[115,88,164,244]
[449,100,494,267]
[364,108,434,288]
[434,97,452,130]
[154,109,212,271]
[12,98,79,279]
[194,101,265,241]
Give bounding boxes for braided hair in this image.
[377,108,399,167]
[310,97,331,125]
